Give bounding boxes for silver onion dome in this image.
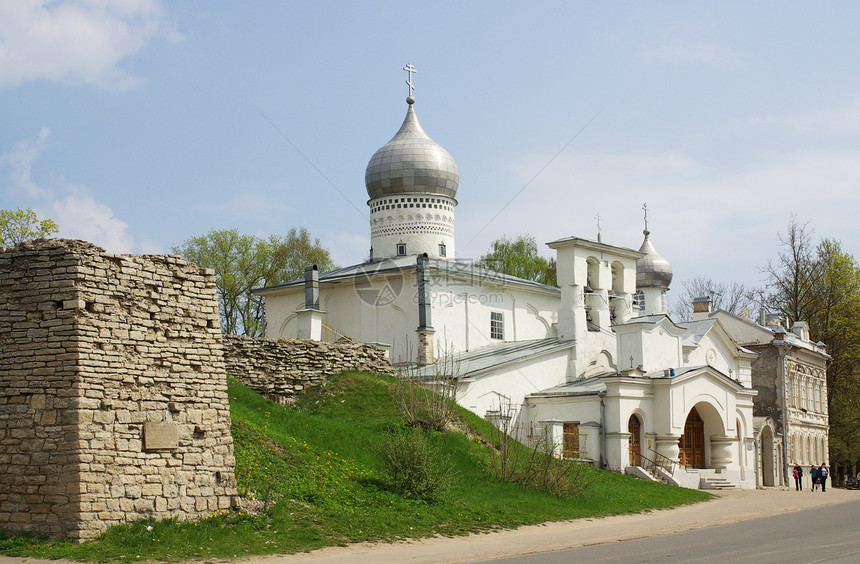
[365,98,459,200]
[636,229,673,289]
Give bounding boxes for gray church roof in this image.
[410,338,575,380]
[253,256,561,295]
[365,98,459,200]
[636,229,673,289]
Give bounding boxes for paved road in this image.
[483,498,860,564]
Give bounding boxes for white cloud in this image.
[0,0,165,90]
[0,126,51,197]
[50,186,135,252]
[2,128,138,253]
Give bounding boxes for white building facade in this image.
[256,85,762,489]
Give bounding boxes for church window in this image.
[490,311,504,340]
[633,291,645,311]
[397,244,406,256]
[439,243,446,257]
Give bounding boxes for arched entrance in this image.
[628,414,641,466]
[761,425,775,487]
[679,407,705,468]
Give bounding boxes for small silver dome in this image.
[365,99,459,200]
[636,229,673,289]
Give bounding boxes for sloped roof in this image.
[411,338,574,380]
[253,256,561,295]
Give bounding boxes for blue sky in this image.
[2,1,859,297]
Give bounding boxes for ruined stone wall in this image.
[223,335,394,404]
[0,239,237,541]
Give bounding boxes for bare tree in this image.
[673,275,760,322]
[763,216,824,326]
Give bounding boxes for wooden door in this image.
[628,415,641,466]
[679,407,705,468]
[563,422,580,459]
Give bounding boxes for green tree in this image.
[173,227,336,336]
[0,208,59,246]
[765,218,860,472]
[478,234,557,286]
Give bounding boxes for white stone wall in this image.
[264,268,560,364]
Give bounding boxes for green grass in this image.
[0,372,711,561]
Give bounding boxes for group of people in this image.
[792,463,829,491]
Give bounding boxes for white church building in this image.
[255,76,761,489]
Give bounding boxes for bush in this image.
[374,427,455,500]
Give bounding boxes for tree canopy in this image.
[0,208,59,246]
[764,218,860,469]
[478,234,557,286]
[173,227,336,336]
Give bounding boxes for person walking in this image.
[819,464,828,492]
[793,463,803,491]
[810,464,819,491]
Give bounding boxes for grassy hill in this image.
[0,372,711,562]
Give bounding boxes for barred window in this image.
[490,311,504,340]
[397,244,406,256]
[633,290,645,311]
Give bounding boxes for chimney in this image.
[416,253,435,365]
[765,314,783,328]
[296,264,324,340]
[692,296,711,320]
[304,265,319,310]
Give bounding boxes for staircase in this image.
[699,474,736,490]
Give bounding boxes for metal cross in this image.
[595,213,602,242]
[403,63,417,97]
[642,202,649,231]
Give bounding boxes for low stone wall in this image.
[223,335,394,404]
[0,239,237,541]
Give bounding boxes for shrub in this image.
[394,343,459,432]
[373,427,455,500]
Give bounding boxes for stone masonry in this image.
[223,335,394,404]
[0,239,237,541]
